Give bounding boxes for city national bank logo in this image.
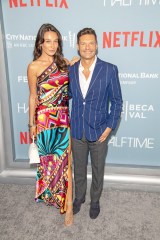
[103,31,160,48]
[119,72,159,79]
[103,0,160,7]
[122,101,154,121]
[119,72,159,85]
[9,0,69,8]
[6,34,36,48]
[6,31,75,49]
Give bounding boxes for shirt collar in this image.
[79,56,97,71]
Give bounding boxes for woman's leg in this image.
[64,161,73,226]
[64,132,73,226]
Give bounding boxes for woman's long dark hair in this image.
[33,23,68,71]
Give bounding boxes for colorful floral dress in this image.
[35,62,70,214]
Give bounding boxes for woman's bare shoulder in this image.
[27,60,43,76]
[28,60,41,70]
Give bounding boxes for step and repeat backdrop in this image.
[1,0,160,166]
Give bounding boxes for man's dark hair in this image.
[77,28,97,43]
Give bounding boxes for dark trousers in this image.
[71,135,108,203]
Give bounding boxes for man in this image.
[69,28,122,219]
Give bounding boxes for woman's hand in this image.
[69,56,80,66]
[64,56,80,66]
[29,125,37,139]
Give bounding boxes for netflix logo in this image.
[103,31,160,48]
[20,132,32,144]
[9,0,69,9]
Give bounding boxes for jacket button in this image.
[83,102,86,105]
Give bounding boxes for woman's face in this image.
[41,31,59,57]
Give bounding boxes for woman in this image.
[27,23,73,226]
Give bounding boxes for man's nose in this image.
[85,44,89,49]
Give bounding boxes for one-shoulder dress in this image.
[35,62,70,214]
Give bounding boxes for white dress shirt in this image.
[79,56,97,99]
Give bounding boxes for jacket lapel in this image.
[86,58,103,97]
[73,61,84,98]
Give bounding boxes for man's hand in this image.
[98,127,112,143]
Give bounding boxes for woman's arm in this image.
[64,56,80,66]
[27,63,38,138]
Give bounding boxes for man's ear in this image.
[77,43,79,51]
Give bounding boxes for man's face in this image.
[77,34,97,60]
